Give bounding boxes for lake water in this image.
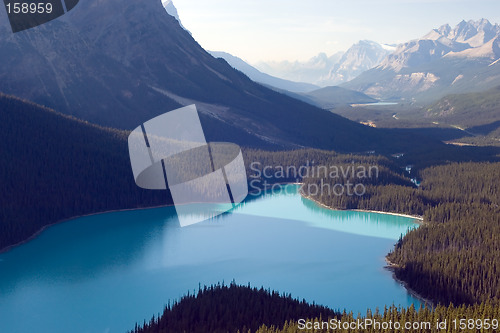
[352,102,399,106]
[0,185,420,333]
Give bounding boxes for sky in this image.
[173,0,500,64]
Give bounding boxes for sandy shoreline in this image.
[300,191,433,307]
[351,209,423,221]
[300,191,424,222]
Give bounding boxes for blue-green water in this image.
[0,185,420,333]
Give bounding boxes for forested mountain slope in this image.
[303,161,500,305]
[0,93,167,250]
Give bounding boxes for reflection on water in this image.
[0,185,420,333]
[235,185,417,239]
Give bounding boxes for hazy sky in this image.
[173,0,500,64]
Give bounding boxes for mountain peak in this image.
[162,0,189,32]
[446,19,500,45]
[437,23,452,36]
[358,40,379,46]
[343,19,500,102]
[1,0,385,151]
[380,19,500,71]
[470,18,492,30]
[326,40,392,83]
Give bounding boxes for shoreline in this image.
[1,184,289,254]
[351,209,424,222]
[1,182,435,310]
[2,183,424,253]
[384,257,435,308]
[300,191,424,222]
[0,203,175,254]
[300,190,432,307]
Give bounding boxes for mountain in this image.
[255,41,393,87]
[162,0,189,32]
[443,18,500,47]
[305,86,376,108]
[425,86,500,138]
[0,0,388,152]
[0,90,422,252]
[445,36,500,60]
[209,51,319,93]
[255,52,344,86]
[295,86,376,109]
[325,40,394,84]
[343,19,500,103]
[0,93,166,250]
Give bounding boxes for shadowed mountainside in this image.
[0,0,407,152]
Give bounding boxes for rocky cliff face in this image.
[0,0,383,151]
[342,19,500,102]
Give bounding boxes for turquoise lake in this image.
[0,185,420,333]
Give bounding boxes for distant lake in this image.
[352,102,399,106]
[0,185,420,333]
